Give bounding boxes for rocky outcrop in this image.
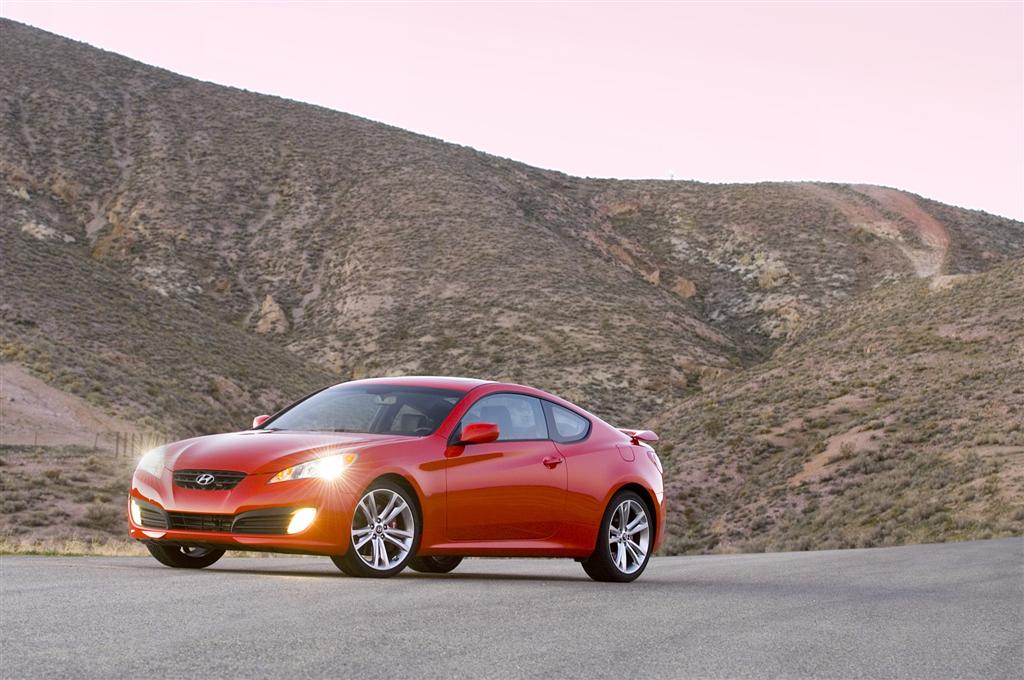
[255,294,288,334]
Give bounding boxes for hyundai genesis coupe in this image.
[128,377,664,582]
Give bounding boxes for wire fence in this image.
[1,431,183,457]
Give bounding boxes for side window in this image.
[461,394,548,441]
[546,403,590,443]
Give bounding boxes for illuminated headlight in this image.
[129,498,143,525]
[268,453,357,484]
[136,448,165,477]
[287,507,317,534]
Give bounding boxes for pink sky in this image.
[3,1,1022,220]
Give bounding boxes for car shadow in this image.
[202,565,594,583]
[401,570,591,583]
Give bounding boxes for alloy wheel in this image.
[351,488,416,571]
[607,498,650,575]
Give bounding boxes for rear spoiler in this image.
[618,428,658,445]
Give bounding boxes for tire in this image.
[332,479,420,578]
[581,490,653,583]
[146,543,225,569]
[408,555,463,574]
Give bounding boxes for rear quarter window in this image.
[546,403,590,443]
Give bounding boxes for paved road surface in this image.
[2,539,1021,679]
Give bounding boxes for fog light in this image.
[287,507,317,534]
[129,498,142,526]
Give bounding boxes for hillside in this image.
[656,259,1024,552]
[1,19,1022,554]
[1,224,334,435]
[4,19,1023,432]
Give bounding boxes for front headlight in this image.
[268,453,357,484]
[136,448,165,477]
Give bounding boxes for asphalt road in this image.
[1,539,1021,679]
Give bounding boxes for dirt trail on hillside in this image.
[0,364,138,446]
[852,185,950,276]
[801,184,950,277]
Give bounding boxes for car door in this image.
[445,393,567,541]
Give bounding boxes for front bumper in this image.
[128,468,357,556]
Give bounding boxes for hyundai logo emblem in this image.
[195,473,216,486]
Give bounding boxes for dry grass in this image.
[0,536,147,556]
[657,259,1024,554]
[0,445,136,545]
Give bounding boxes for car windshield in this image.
[265,385,464,436]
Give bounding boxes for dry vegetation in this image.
[1,19,1022,554]
[656,260,1024,553]
[1,229,334,436]
[0,445,144,554]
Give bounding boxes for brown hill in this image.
[1,19,1022,552]
[655,259,1024,552]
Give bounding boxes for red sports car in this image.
[128,377,665,582]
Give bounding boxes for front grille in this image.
[139,507,295,535]
[231,509,294,535]
[167,512,234,532]
[173,470,246,491]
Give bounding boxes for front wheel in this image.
[408,555,463,574]
[146,544,225,569]
[332,480,420,578]
[581,491,652,582]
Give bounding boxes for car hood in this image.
[164,431,409,475]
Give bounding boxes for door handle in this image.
[542,456,564,469]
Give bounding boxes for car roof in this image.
[332,376,492,392]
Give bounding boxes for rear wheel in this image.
[146,544,225,569]
[408,555,463,574]
[332,480,419,578]
[581,491,652,582]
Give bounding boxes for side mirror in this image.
[458,422,500,445]
[252,414,271,429]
